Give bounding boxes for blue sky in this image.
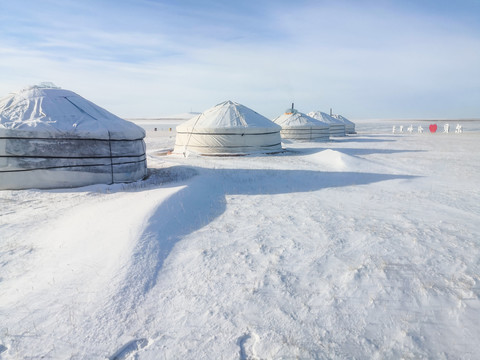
[1,0,479,119]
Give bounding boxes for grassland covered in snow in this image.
[1,120,479,359]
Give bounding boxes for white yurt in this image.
[0,83,147,190]
[272,106,329,141]
[332,114,356,134]
[308,111,346,137]
[174,100,282,155]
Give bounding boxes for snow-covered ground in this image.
[1,120,479,359]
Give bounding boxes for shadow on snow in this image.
[123,165,418,300]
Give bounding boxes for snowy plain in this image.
[1,119,479,359]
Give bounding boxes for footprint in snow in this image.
[237,331,260,360]
[109,338,149,360]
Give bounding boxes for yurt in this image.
[308,111,346,137]
[333,114,356,134]
[272,106,329,141]
[174,100,282,155]
[0,83,147,190]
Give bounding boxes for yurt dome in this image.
[174,100,282,155]
[332,114,356,134]
[272,107,329,141]
[0,83,147,190]
[307,111,346,137]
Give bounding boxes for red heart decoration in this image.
[429,124,437,133]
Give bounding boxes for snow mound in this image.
[306,149,372,171]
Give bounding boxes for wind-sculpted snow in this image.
[0,126,479,359]
[114,166,415,321]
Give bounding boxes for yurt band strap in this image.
[0,154,145,159]
[0,158,146,173]
[175,143,282,149]
[176,131,279,136]
[0,137,145,142]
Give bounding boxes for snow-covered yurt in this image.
[0,83,147,190]
[272,106,329,141]
[308,111,346,137]
[332,114,356,134]
[174,100,282,155]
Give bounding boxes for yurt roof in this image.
[307,111,344,125]
[0,83,145,140]
[273,109,329,128]
[333,114,355,126]
[177,100,281,132]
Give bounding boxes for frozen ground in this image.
[1,120,479,359]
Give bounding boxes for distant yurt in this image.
[174,100,282,155]
[308,111,346,137]
[272,106,329,141]
[332,114,356,134]
[0,83,147,190]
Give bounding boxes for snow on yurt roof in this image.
[307,111,344,125]
[333,114,355,126]
[273,108,329,129]
[0,83,145,140]
[177,100,281,133]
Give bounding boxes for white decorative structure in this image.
[392,126,396,133]
[407,125,414,133]
[174,100,282,155]
[418,125,424,133]
[455,124,463,133]
[307,111,346,137]
[399,125,404,133]
[0,84,147,190]
[444,124,450,133]
[272,107,329,141]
